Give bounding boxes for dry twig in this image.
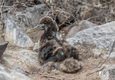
[86,66,105,76]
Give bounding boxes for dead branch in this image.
[86,66,105,76]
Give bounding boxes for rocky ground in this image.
[0,0,115,80]
[2,44,115,80]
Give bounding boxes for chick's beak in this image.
[27,24,44,34]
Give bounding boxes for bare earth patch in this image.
[6,44,115,80]
[27,51,115,80]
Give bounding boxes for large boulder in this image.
[11,4,48,42]
[4,13,34,48]
[11,4,48,32]
[99,64,115,80]
[67,21,115,59]
[33,41,39,51]
[66,20,97,39]
[0,64,32,80]
[2,49,40,74]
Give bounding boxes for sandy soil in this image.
[6,39,114,80]
[27,52,115,80]
[28,57,102,80]
[6,31,115,80]
[6,37,115,80]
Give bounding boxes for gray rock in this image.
[0,41,8,59]
[11,4,48,32]
[2,49,40,74]
[11,4,48,42]
[4,13,34,48]
[33,41,39,51]
[0,64,32,80]
[67,21,115,59]
[67,21,115,49]
[66,20,97,39]
[99,64,115,80]
[79,20,97,29]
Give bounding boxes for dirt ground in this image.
[5,29,115,80]
[6,34,115,80]
[5,19,115,80]
[26,50,115,80]
[28,57,102,80]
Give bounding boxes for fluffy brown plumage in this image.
[39,16,59,46]
[38,16,79,66]
[27,16,81,73]
[38,38,79,65]
[38,39,61,65]
[42,58,82,73]
[39,15,76,43]
[59,58,82,73]
[38,40,79,66]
